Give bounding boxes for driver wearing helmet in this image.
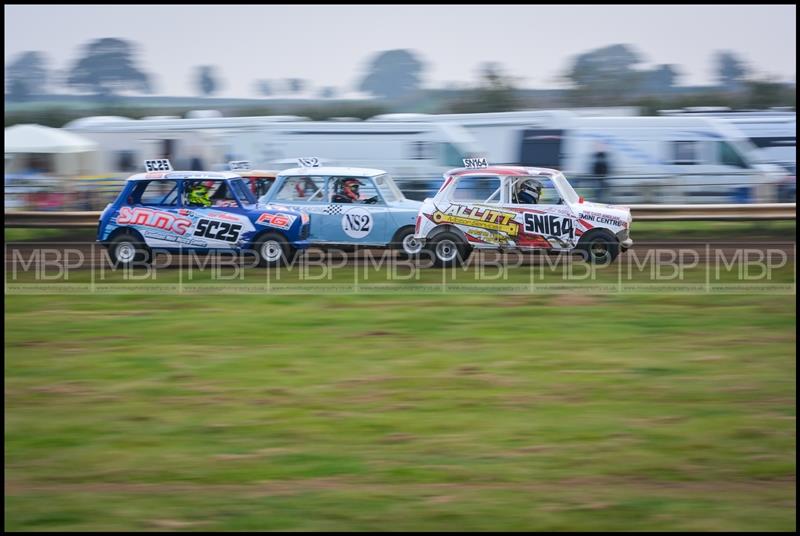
[187,181,212,207]
[332,178,362,203]
[515,178,543,205]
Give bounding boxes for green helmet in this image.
[187,182,211,207]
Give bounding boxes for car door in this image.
[503,176,579,250]
[120,179,188,250]
[267,175,328,242]
[184,179,251,250]
[317,176,387,246]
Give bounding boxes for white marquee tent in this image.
[5,124,100,176]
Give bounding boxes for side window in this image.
[451,176,502,204]
[183,180,239,208]
[672,141,698,165]
[510,176,561,205]
[718,141,749,169]
[132,180,179,206]
[329,177,382,204]
[274,177,326,202]
[230,179,256,205]
[535,178,561,205]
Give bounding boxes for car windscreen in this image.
[373,174,402,203]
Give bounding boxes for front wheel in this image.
[577,232,620,265]
[254,233,294,267]
[107,233,152,268]
[427,231,471,268]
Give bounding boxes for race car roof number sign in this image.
[144,159,173,172]
[297,157,321,168]
[463,157,489,169]
[229,160,252,171]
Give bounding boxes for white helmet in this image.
[517,178,543,204]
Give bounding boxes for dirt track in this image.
[5,239,796,271]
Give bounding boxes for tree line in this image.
[5,38,795,114]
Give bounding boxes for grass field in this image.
[4,292,796,531]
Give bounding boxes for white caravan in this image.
[64,115,484,200]
[386,110,783,203]
[659,110,796,169]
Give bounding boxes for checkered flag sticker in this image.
[324,204,343,215]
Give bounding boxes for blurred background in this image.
[5,5,797,532]
[4,5,796,211]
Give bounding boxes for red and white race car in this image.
[414,159,633,267]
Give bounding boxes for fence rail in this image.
[4,204,796,228]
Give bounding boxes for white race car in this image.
[414,159,633,267]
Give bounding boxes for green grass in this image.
[4,293,796,531]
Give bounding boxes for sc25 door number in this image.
[194,218,243,243]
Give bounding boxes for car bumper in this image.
[620,238,633,251]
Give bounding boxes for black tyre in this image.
[392,226,424,259]
[107,233,152,268]
[577,232,620,265]
[427,231,471,268]
[254,232,293,267]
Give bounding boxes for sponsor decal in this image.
[194,218,243,243]
[465,228,511,245]
[143,229,207,247]
[578,211,626,227]
[341,207,373,238]
[523,213,575,239]
[256,212,296,230]
[515,233,552,248]
[212,200,239,208]
[117,207,191,235]
[205,211,241,222]
[433,205,520,236]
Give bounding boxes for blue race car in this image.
[258,163,424,256]
[97,160,310,267]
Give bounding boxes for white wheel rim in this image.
[261,240,283,262]
[402,234,423,255]
[116,242,136,263]
[436,239,459,262]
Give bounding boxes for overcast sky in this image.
[4,4,797,97]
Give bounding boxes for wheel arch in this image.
[390,224,416,244]
[249,228,289,249]
[426,224,470,244]
[577,227,618,247]
[106,226,146,244]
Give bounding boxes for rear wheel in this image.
[108,233,151,268]
[254,232,294,267]
[392,226,423,259]
[427,231,471,268]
